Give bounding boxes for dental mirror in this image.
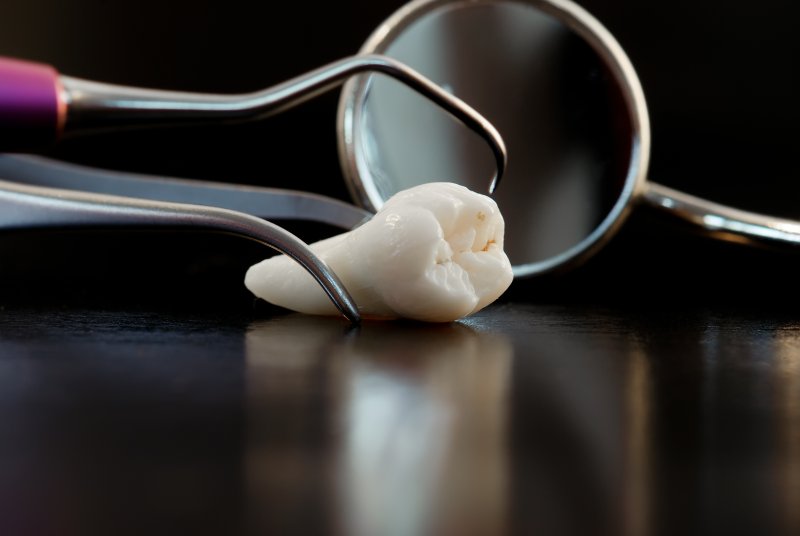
[339,0,800,278]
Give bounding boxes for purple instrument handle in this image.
[0,57,65,151]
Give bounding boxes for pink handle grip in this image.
[0,56,64,151]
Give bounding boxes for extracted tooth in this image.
[245,182,513,322]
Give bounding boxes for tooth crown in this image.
[245,182,513,322]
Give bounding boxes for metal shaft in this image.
[61,54,506,194]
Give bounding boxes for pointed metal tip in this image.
[488,138,507,196]
[340,297,362,324]
[488,175,499,196]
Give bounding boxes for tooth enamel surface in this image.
[245,182,513,322]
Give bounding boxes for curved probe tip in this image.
[487,134,507,196]
[358,55,507,197]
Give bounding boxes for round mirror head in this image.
[338,0,650,277]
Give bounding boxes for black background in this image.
[0,0,798,308]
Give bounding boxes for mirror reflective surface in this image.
[351,0,634,270]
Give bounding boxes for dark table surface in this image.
[1,298,798,536]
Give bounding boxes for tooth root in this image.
[245,182,513,322]
[244,233,352,316]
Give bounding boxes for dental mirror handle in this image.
[0,54,505,194]
[643,181,800,247]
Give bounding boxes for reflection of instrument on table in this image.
[0,54,506,323]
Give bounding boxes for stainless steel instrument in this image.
[338,0,800,278]
[0,54,507,323]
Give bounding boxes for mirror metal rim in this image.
[337,0,651,278]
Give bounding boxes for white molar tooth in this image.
[448,226,476,254]
[434,243,450,265]
[475,219,494,252]
[245,182,513,322]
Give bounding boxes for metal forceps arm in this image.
[0,155,373,230]
[0,178,362,323]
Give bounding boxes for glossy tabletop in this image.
[1,297,798,536]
